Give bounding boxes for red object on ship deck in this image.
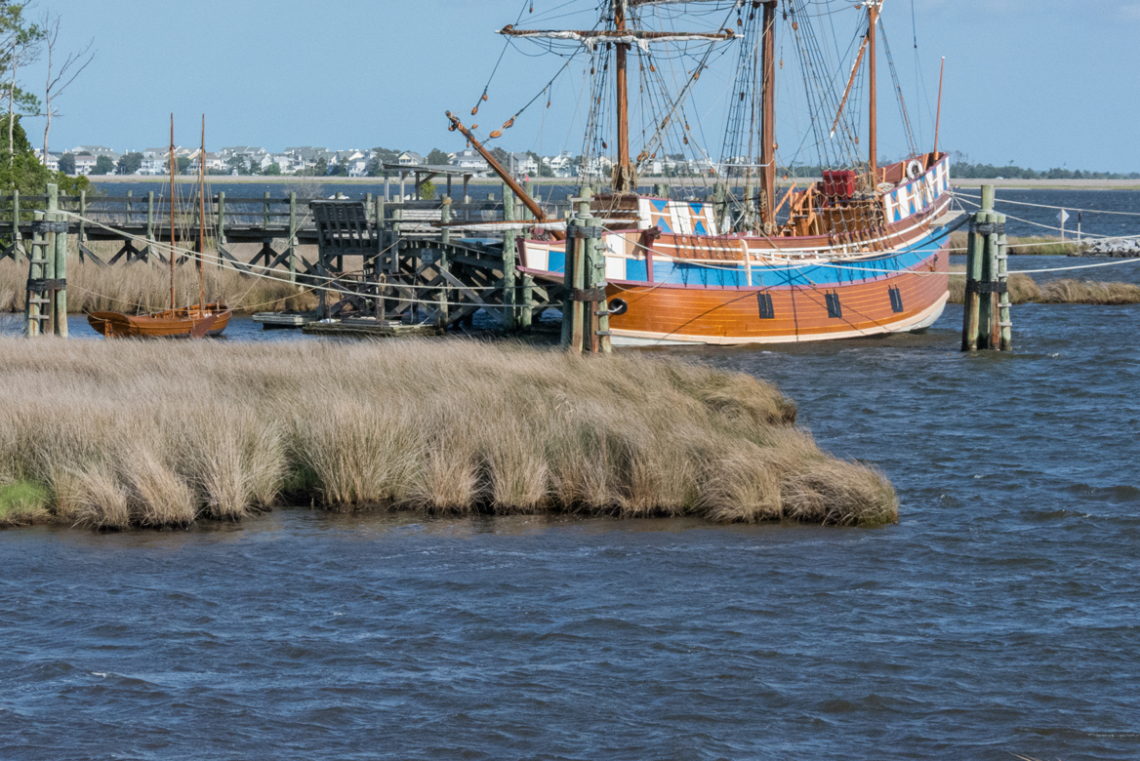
[822,170,857,198]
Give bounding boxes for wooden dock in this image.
[2,184,565,335]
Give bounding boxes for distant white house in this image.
[73,153,100,175]
[35,150,60,172]
[189,149,226,174]
[543,152,575,178]
[450,149,489,174]
[397,151,424,166]
[509,152,539,177]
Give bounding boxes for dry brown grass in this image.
[948,271,1139,305]
[0,338,897,530]
[947,231,1086,256]
[0,253,318,314]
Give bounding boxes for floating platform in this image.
[252,312,314,329]
[300,317,443,338]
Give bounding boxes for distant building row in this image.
[37,144,715,178]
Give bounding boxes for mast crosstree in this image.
[499,0,737,194]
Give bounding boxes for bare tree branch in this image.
[40,13,95,160]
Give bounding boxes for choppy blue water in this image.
[2,199,1139,759]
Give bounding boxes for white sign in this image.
[1057,209,1071,225]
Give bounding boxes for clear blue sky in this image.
[25,0,1140,171]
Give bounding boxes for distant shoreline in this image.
[88,175,1140,191]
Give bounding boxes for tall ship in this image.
[448,0,955,345]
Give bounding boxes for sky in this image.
[22,0,1140,172]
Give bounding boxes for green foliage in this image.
[426,148,450,166]
[263,162,281,176]
[176,156,191,174]
[116,151,142,175]
[371,146,399,163]
[0,480,49,522]
[225,154,250,175]
[0,115,86,193]
[58,152,75,174]
[91,154,114,175]
[0,3,45,118]
[417,179,436,200]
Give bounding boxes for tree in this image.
[0,114,86,193]
[91,154,113,175]
[426,148,450,166]
[38,14,93,160]
[0,3,44,160]
[263,162,281,176]
[116,151,142,175]
[176,155,190,174]
[225,154,248,175]
[57,151,74,174]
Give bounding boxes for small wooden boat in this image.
[87,303,232,338]
[89,115,230,340]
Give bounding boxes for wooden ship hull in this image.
[87,303,232,339]
[518,155,954,345]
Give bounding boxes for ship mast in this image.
[168,114,176,312]
[613,1,634,193]
[197,114,207,313]
[759,0,777,230]
[498,2,736,196]
[867,0,882,184]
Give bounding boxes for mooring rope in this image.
[953,189,1140,218]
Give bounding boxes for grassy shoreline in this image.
[0,339,898,531]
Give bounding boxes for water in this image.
[2,199,1140,760]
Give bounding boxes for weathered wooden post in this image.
[24,209,48,336]
[287,191,298,282]
[388,205,403,282]
[961,187,988,351]
[962,185,1011,351]
[43,185,59,335]
[712,182,728,233]
[562,193,609,353]
[437,197,452,326]
[996,210,1013,351]
[561,198,588,351]
[501,190,518,329]
[589,217,612,354]
[215,191,227,269]
[77,189,88,261]
[440,195,452,246]
[10,188,22,261]
[145,190,156,262]
[49,184,68,337]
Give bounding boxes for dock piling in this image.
[961,184,1012,351]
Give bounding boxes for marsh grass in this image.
[0,480,50,527]
[0,251,318,314]
[948,271,1140,305]
[0,338,898,530]
[947,231,1087,256]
